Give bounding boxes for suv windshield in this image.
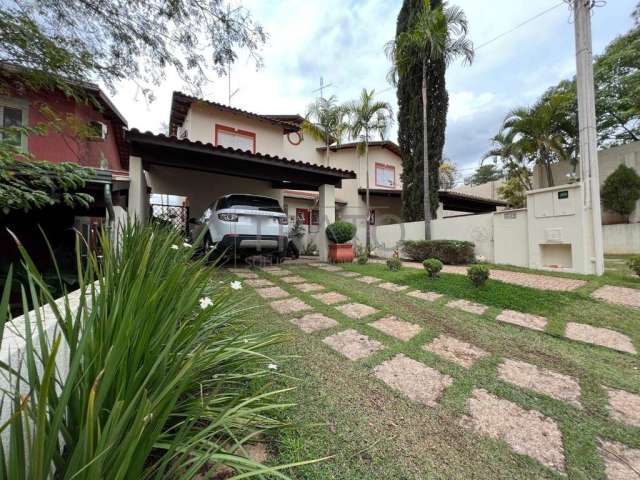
[216,195,283,213]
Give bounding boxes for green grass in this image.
[605,254,637,281]
[234,262,640,479]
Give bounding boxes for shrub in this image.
[301,240,318,256]
[628,256,640,277]
[423,258,443,278]
[401,240,475,264]
[468,264,490,287]
[601,164,640,222]
[0,224,292,478]
[326,220,357,244]
[386,257,402,271]
[357,254,369,265]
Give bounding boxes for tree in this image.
[497,178,527,208]
[469,164,503,185]
[346,89,393,251]
[601,164,640,222]
[482,131,533,191]
[387,0,473,239]
[303,95,348,166]
[438,160,458,189]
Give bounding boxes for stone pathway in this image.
[245,279,275,288]
[605,387,640,428]
[498,359,582,408]
[423,335,488,368]
[254,286,290,299]
[378,282,409,292]
[369,316,422,341]
[598,439,640,480]
[406,290,443,302]
[338,271,361,278]
[293,282,325,293]
[447,299,488,316]
[269,298,313,315]
[356,275,382,284]
[441,265,586,291]
[323,329,384,360]
[374,354,453,407]
[592,285,640,309]
[461,389,565,473]
[280,275,307,284]
[565,323,636,354]
[318,265,342,272]
[496,310,548,332]
[312,291,349,305]
[336,303,379,320]
[234,271,259,279]
[291,313,338,333]
[267,269,293,277]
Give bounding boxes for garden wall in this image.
[603,223,640,254]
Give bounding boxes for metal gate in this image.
[149,203,190,237]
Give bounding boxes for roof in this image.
[317,140,401,157]
[126,129,356,189]
[169,91,301,136]
[263,114,305,125]
[438,190,508,206]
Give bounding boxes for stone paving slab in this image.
[369,316,422,341]
[269,298,313,315]
[309,262,325,267]
[356,275,382,284]
[565,323,636,354]
[461,389,565,472]
[373,354,453,406]
[446,299,488,316]
[291,313,339,333]
[228,268,250,273]
[322,329,384,360]
[336,303,379,319]
[407,290,444,302]
[280,275,307,284]
[498,359,582,408]
[338,271,361,278]
[378,282,409,292]
[267,269,293,277]
[312,291,349,305]
[496,310,548,332]
[592,285,640,309]
[318,265,343,272]
[261,267,284,272]
[254,287,290,300]
[598,439,640,480]
[234,272,259,279]
[245,279,275,288]
[293,282,325,293]
[441,265,586,291]
[423,335,489,368]
[606,387,640,427]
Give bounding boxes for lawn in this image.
[231,261,640,479]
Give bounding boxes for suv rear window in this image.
[216,195,283,213]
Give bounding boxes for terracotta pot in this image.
[329,243,354,263]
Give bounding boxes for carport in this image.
[125,129,356,261]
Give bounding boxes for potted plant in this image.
[326,220,357,263]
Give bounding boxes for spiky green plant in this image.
[0,223,309,479]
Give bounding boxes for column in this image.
[127,155,147,224]
[318,184,336,262]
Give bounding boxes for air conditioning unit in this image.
[89,120,108,140]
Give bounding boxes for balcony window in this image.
[375,163,395,188]
[1,97,28,151]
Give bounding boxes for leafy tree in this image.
[601,164,640,222]
[482,131,533,191]
[497,177,527,208]
[438,160,458,189]
[346,89,393,250]
[303,95,348,166]
[387,0,473,239]
[469,164,503,185]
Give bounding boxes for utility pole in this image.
[573,0,604,275]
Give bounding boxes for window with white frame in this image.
[215,124,256,153]
[375,163,395,187]
[0,97,29,151]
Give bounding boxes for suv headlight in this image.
[218,213,238,222]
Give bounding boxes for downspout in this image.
[104,182,115,239]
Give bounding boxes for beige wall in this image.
[453,180,505,201]
[603,223,640,254]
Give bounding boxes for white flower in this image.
[243,339,249,343]
[230,280,242,290]
[170,244,179,250]
[267,363,278,370]
[183,242,192,248]
[199,297,213,310]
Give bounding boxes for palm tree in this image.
[386,0,473,239]
[482,131,533,191]
[346,88,393,251]
[303,95,348,166]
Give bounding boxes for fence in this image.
[149,203,190,236]
[603,223,640,254]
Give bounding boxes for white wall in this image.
[432,213,495,261]
[603,223,640,254]
[493,209,529,266]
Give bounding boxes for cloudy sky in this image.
[110,0,636,181]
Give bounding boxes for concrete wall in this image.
[432,213,495,261]
[493,209,529,266]
[603,223,640,254]
[453,179,506,201]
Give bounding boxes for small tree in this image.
[601,164,640,222]
[439,161,459,189]
[497,177,527,208]
[469,164,503,185]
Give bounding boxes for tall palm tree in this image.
[386,0,473,239]
[482,131,533,191]
[303,95,348,166]
[347,88,393,251]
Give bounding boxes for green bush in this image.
[386,257,402,271]
[423,258,443,278]
[357,254,369,265]
[0,224,293,478]
[601,164,640,222]
[326,220,357,244]
[402,240,475,264]
[628,256,640,277]
[467,264,490,287]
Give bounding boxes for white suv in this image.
[193,194,289,262]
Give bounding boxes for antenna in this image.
[312,76,333,100]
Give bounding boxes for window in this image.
[296,208,310,226]
[311,209,319,226]
[375,163,395,187]
[0,97,28,151]
[215,124,256,153]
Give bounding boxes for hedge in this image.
[401,240,475,265]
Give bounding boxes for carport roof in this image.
[126,129,357,190]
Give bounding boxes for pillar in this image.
[127,156,147,224]
[318,184,336,262]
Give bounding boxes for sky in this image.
[110,0,637,181]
